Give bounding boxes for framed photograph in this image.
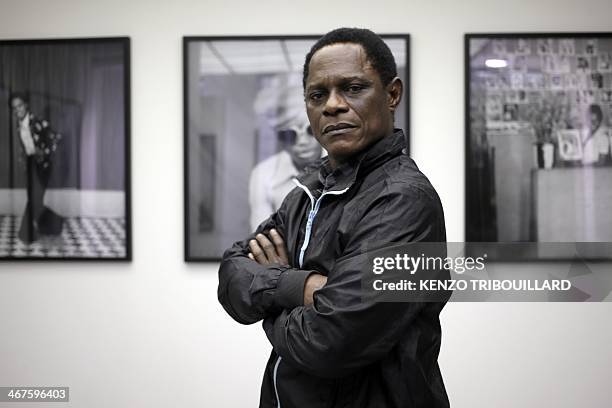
[598,53,612,72]
[0,37,131,260]
[184,35,410,261]
[466,33,612,260]
[559,39,576,56]
[557,129,583,161]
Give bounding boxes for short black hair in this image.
[303,28,397,89]
[9,91,29,105]
[589,104,603,124]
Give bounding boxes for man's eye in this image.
[308,91,324,101]
[347,84,364,93]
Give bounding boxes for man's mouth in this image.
[293,148,317,158]
[322,123,357,135]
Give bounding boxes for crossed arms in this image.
[218,185,444,378]
[247,229,327,306]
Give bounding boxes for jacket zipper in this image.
[273,356,283,408]
[293,179,351,267]
[273,180,350,408]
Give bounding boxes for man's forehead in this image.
[276,111,309,130]
[313,42,367,59]
[306,43,375,83]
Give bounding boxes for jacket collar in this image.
[17,112,34,126]
[297,129,408,193]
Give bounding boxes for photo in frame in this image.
[0,37,131,260]
[184,35,410,261]
[465,33,612,260]
[557,129,583,161]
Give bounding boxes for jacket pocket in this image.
[274,359,337,408]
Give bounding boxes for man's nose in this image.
[323,89,348,116]
[295,132,311,146]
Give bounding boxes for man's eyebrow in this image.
[341,75,372,83]
[306,75,373,91]
[305,81,328,93]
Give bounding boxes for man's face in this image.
[289,121,322,168]
[590,111,602,131]
[304,43,401,167]
[278,116,322,169]
[11,97,28,121]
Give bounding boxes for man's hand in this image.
[248,229,289,266]
[304,274,327,305]
[248,229,327,306]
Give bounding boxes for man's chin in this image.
[325,140,362,157]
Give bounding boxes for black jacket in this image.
[16,112,61,174]
[218,129,449,408]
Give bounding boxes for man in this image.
[10,93,63,243]
[218,28,449,407]
[249,86,323,230]
[582,104,609,165]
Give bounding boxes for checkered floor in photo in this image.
[0,215,126,258]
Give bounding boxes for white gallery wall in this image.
[1,0,611,407]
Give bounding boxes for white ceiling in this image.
[198,38,407,75]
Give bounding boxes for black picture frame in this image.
[465,33,612,261]
[0,37,131,261]
[184,34,410,261]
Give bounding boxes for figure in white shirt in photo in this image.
[10,92,63,244]
[582,104,610,166]
[249,85,323,230]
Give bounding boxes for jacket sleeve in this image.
[262,183,447,378]
[26,116,61,172]
[218,194,315,325]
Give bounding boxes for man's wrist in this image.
[276,269,315,309]
[303,274,327,306]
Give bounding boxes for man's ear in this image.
[386,77,403,113]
